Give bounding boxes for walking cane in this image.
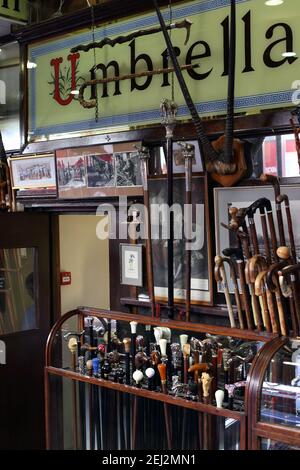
[157,363,172,450]
[177,141,195,321]
[222,247,254,330]
[260,173,285,246]
[137,145,156,317]
[214,255,236,328]
[161,99,177,319]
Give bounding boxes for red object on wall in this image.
[263,139,277,175]
[60,272,71,285]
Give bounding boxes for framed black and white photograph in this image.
[115,151,142,187]
[149,174,213,305]
[120,244,143,287]
[172,140,203,174]
[214,185,300,293]
[57,155,86,189]
[86,154,114,187]
[9,154,56,190]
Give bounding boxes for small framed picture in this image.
[9,154,56,190]
[120,244,143,287]
[173,140,203,174]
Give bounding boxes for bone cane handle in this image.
[215,389,225,408]
[215,257,236,328]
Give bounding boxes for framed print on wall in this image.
[9,154,56,190]
[172,140,203,174]
[214,185,300,293]
[148,174,213,305]
[120,244,143,287]
[56,141,143,199]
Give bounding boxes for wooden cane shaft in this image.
[275,201,286,247]
[265,290,280,334]
[285,204,297,264]
[144,188,156,317]
[273,282,287,336]
[163,402,172,450]
[236,261,254,329]
[266,211,278,261]
[72,354,78,450]
[260,213,272,264]
[254,269,274,333]
[248,219,259,255]
[233,284,245,329]
[185,185,192,322]
[218,263,236,328]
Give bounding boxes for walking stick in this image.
[137,146,156,316]
[215,390,225,450]
[247,254,277,333]
[157,363,172,450]
[178,142,195,321]
[278,259,300,335]
[266,261,295,336]
[68,338,79,450]
[227,207,263,329]
[222,247,254,330]
[277,194,297,264]
[260,174,286,246]
[201,372,213,450]
[161,99,177,319]
[214,255,236,328]
[219,254,245,329]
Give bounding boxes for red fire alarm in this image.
[60,272,71,286]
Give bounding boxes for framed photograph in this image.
[56,141,143,199]
[214,184,300,293]
[173,140,203,174]
[115,151,142,186]
[120,244,143,287]
[9,154,56,190]
[148,174,213,305]
[86,154,114,187]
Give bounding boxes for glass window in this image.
[0,248,37,334]
[0,41,20,151]
[262,134,300,178]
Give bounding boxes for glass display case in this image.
[45,307,277,450]
[248,337,300,450]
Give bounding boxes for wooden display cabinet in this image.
[44,307,278,450]
[247,336,300,450]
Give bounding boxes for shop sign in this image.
[0,1,28,23]
[28,0,299,138]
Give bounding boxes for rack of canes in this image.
[44,307,280,450]
[216,174,300,337]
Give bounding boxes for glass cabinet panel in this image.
[260,339,300,428]
[260,438,300,450]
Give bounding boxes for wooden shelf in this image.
[46,366,244,420]
[78,306,279,342]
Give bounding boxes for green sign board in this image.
[0,0,28,22]
[28,0,299,138]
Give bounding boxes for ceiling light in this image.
[27,61,37,69]
[282,51,297,57]
[265,0,284,5]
